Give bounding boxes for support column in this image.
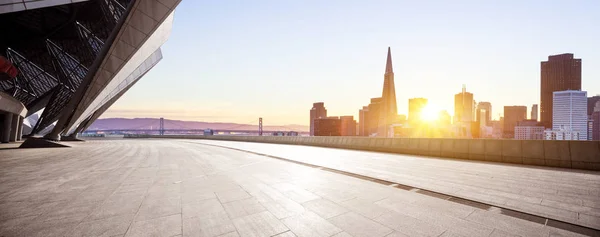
[9,114,18,142]
[1,113,13,143]
[17,116,23,141]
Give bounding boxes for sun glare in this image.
[421,104,439,122]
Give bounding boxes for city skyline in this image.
[103,1,600,126]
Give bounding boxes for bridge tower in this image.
[159,117,164,135]
[258,117,263,136]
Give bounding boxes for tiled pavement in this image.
[0,139,598,237]
[194,139,600,230]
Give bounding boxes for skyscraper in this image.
[358,106,369,136]
[476,102,492,126]
[592,101,600,140]
[531,104,538,121]
[408,98,428,126]
[340,116,357,136]
[454,86,474,124]
[588,96,600,117]
[540,54,582,128]
[314,117,341,136]
[377,47,398,137]
[552,90,587,140]
[367,97,383,136]
[309,102,327,136]
[503,106,527,138]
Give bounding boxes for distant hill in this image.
[88,118,308,132]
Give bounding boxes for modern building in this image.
[454,86,474,124]
[588,96,600,117]
[515,126,545,140]
[588,119,594,141]
[503,106,527,138]
[476,102,492,126]
[551,90,587,140]
[313,117,341,136]
[340,116,357,136]
[0,0,181,141]
[545,130,582,140]
[408,98,427,126]
[359,97,383,137]
[0,91,27,143]
[309,102,327,136]
[540,53,582,129]
[518,119,539,127]
[592,101,600,140]
[377,47,398,137]
[358,106,369,136]
[531,104,538,121]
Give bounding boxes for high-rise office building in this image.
[503,106,527,138]
[540,54,582,128]
[588,96,600,117]
[377,47,398,137]
[476,102,492,126]
[515,126,545,140]
[552,90,587,140]
[314,117,341,136]
[454,86,474,123]
[309,102,327,136]
[592,101,600,140]
[408,98,428,126]
[340,116,357,136]
[367,97,383,136]
[358,106,369,136]
[531,104,538,121]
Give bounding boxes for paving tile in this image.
[375,211,446,237]
[223,198,267,219]
[126,213,181,237]
[19,217,80,237]
[281,211,342,237]
[218,232,241,237]
[182,190,216,204]
[135,197,181,221]
[182,198,225,219]
[66,214,134,237]
[577,213,600,230]
[88,198,143,220]
[302,198,348,219]
[544,219,600,237]
[282,189,320,204]
[255,192,305,219]
[384,232,410,237]
[2,139,599,235]
[330,232,352,237]
[0,215,37,236]
[340,198,390,219]
[489,229,520,237]
[272,231,297,237]
[183,211,236,237]
[217,189,252,203]
[328,212,392,237]
[232,211,289,237]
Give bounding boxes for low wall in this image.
[126,134,600,171]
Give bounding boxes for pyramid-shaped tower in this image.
[377,47,398,137]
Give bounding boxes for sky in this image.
[103,0,600,126]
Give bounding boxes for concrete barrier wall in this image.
[125,134,600,171]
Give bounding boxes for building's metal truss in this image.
[0,0,132,135]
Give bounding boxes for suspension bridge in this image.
[82,117,308,136]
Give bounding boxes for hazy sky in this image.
[103,0,600,125]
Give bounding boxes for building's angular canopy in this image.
[0,0,180,139]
